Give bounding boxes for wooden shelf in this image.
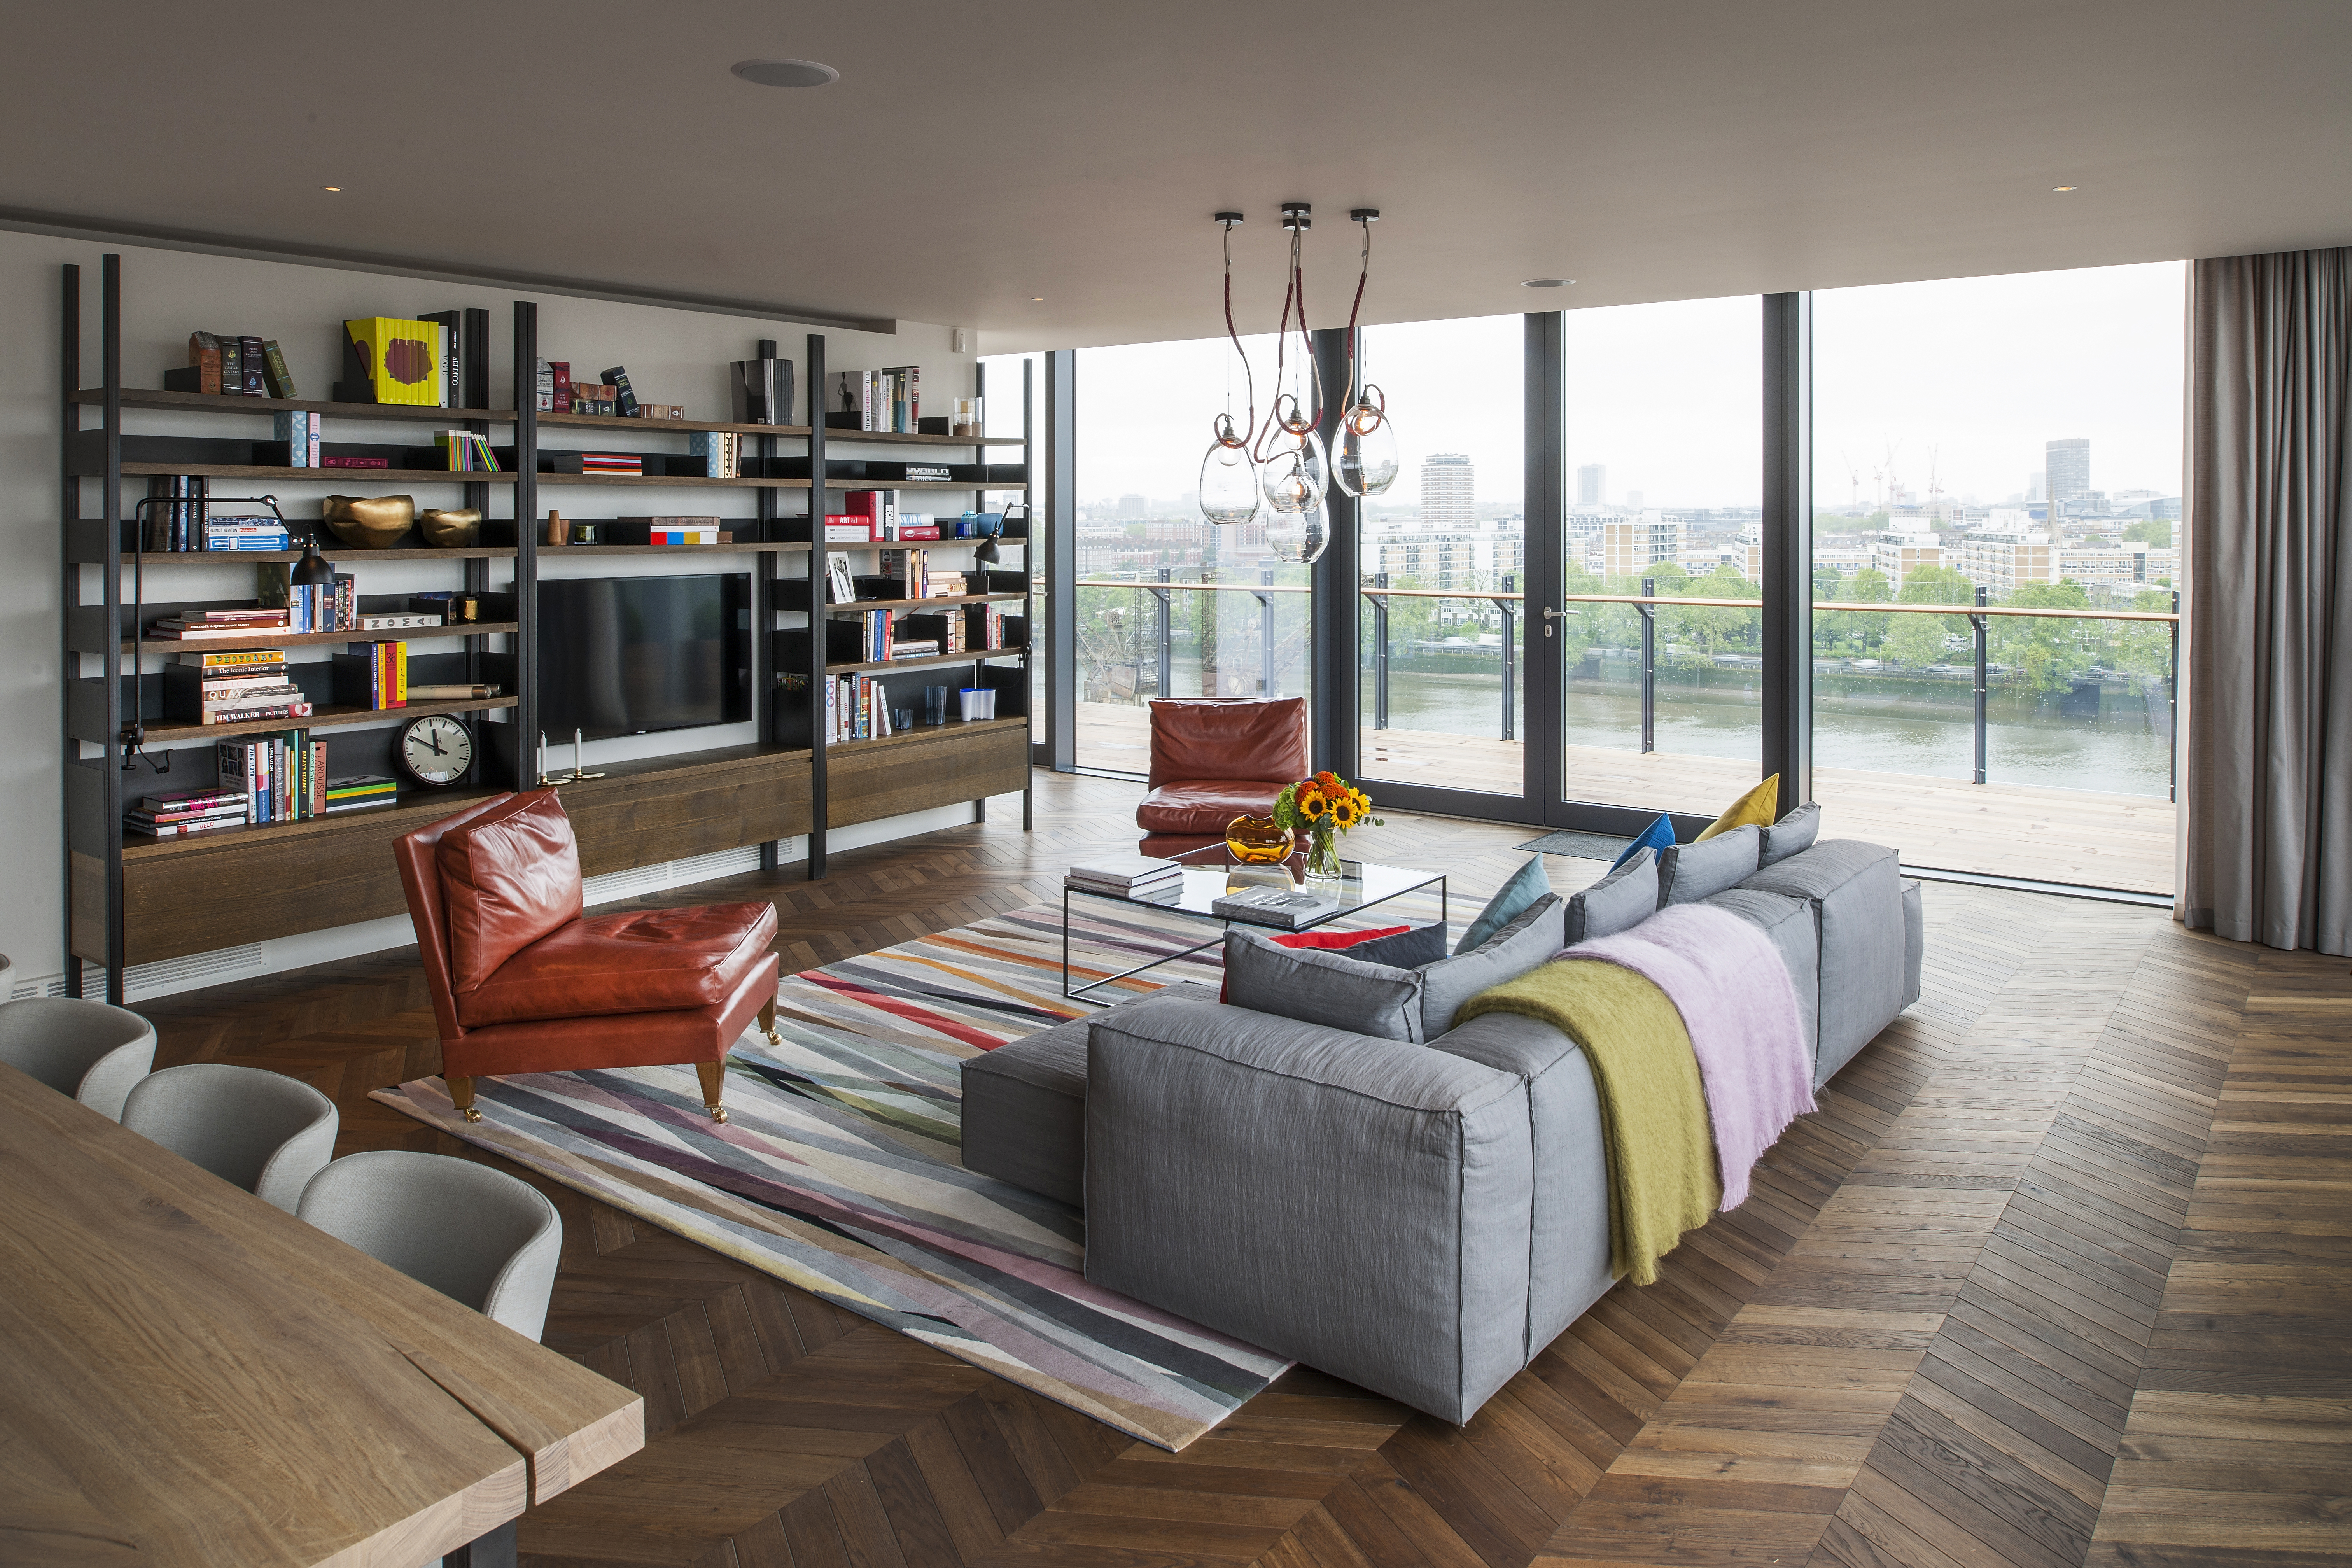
[826,649,1027,675]
[537,412,812,439]
[826,715,1027,751]
[824,429,1027,447]
[140,695,516,745]
[538,472,812,489]
[870,480,1028,491]
[822,592,1027,612]
[548,542,811,555]
[126,621,518,655]
[74,388,518,424]
[121,788,500,862]
[112,546,517,564]
[113,462,518,483]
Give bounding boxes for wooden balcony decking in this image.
[1078,702,2177,894]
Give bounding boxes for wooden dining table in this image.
[0,1062,643,1566]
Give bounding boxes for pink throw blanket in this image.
[1568,904,1814,1209]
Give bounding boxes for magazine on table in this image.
[1209,886,1340,929]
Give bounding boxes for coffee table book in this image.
[1209,886,1342,929]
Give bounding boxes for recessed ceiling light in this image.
[1521,278,1575,288]
[1030,296,1045,302]
[730,58,840,88]
[2052,185,2078,192]
[320,185,342,192]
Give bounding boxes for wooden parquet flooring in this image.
[131,773,2351,1568]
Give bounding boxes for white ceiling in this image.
[5,0,2348,350]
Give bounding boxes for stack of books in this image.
[535,359,572,412]
[324,775,399,814]
[926,570,968,597]
[729,357,794,425]
[331,641,409,710]
[1209,886,1340,929]
[124,785,250,839]
[274,572,357,634]
[148,607,291,640]
[844,489,894,535]
[1065,856,1184,900]
[689,430,742,477]
[822,514,873,542]
[272,411,322,466]
[615,516,722,546]
[202,517,292,552]
[829,368,920,432]
[825,672,897,741]
[878,547,931,599]
[432,430,502,471]
[218,732,329,823]
[165,650,310,726]
[166,332,294,398]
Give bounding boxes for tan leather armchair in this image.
[1134,697,1309,856]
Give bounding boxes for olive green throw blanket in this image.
[1457,959,1721,1284]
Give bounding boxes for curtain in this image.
[2184,247,2352,955]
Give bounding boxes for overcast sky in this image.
[1049,260,2186,512]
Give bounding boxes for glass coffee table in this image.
[1062,844,1448,1001]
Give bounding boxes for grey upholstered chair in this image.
[121,1063,338,1213]
[297,1150,563,1341]
[0,997,158,1121]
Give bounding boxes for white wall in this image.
[1,229,985,996]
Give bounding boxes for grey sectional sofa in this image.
[961,819,1924,1423]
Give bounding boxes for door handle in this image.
[1541,606,1567,638]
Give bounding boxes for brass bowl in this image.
[419,507,482,548]
[1224,813,1295,865]
[322,493,416,548]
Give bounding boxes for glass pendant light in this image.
[1265,503,1330,565]
[1255,205,1329,516]
[1199,214,1260,527]
[1334,209,1400,498]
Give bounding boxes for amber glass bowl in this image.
[1224,814,1295,865]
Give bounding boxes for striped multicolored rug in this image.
[374,899,1287,1450]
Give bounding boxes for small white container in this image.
[959,687,996,721]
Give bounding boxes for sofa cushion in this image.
[1420,894,1565,1037]
[1346,920,1449,969]
[1614,812,1676,871]
[1760,802,1821,867]
[1658,823,1761,906]
[455,901,778,1027]
[1136,780,1287,834]
[437,790,585,994]
[1565,848,1659,945]
[1458,855,1552,954]
[1146,697,1308,787]
[1740,839,1909,1084]
[1703,887,1820,1069]
[1223,927,1427,1041]
[1697,775,1779,841]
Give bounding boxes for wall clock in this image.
[394,712,475,788]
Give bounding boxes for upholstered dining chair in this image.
[1135,696,1311,856]
[393,790,782,1125]
[298,1150,563,1341]
[0,996,158,1120]
[121,1063,339,1212]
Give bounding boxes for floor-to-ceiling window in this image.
[1555,296,1764,820]
[1351,315,1526,801]
[1811,264,2184,893]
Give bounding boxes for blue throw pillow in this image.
[1611,812,1676,872]
[1456,854,1552,955]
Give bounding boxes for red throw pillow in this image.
[1220,925,1411,1002]
[437,790,585,993]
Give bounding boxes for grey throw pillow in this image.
[1564,848,1659,944]
[1759,802,1821,867]
[1657,824,1762,906]
[1222,928,1427,1042]
[1416,893,1565,1037]
[1347,921,1449,969]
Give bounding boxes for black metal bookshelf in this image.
[58,256,1032,1001]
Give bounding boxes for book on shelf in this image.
[259,338,297,399]
[609,517,723,546]
[360,612,443,631]
[898,611,964,656]
[877,546,931,598]
[729,357,796,425]
[322,774,399,814]
[842,488,895,534]
[432,430,500,471]
[336,317,442,406]
[824,671,905,742]
[125,782,252,836]
[418,309,490,409]
[330,641,408,710]
[599,366,640,419]
[688,430,741,478]
[321,455,390,469]
[168,331,224,396]
[148,609,292,640]
[271,410,322,467]
[903,465,953,483]
[238,335,265,397]
[822,515,872,542]
[212,732,331,824]
[889,639,941,658]
[530,449,643,476]
[1209,886,1340,929]
[175,648,285,668]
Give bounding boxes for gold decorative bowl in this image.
[1225,813,1295,865]
[419,507,481,548]
[322,494,416,548]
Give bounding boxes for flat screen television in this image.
[537,573,751,740]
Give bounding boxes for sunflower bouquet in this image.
[1273,771,1384,880]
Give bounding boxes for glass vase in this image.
[1305,826,1343,885]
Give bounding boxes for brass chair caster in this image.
[463,1106,484,1124]
[707,1104,730,1124]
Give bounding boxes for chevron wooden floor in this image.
[134,773,2351,1568]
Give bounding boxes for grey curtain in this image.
[2184,247,2352,955]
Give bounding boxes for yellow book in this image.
[343,317,439,405]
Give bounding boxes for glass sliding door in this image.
[1811,264,2184,893]
[1352,314,1529,809]
[1550,296,1764,828]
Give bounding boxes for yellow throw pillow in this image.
[1695,774,1778,842]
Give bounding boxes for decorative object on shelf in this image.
[1200,213,1261,528]
[395,712,475,788]
[892,707,915,732]
[567,728,606,782]
[321,493,415,548]
[544,509,570,547]
[959,687,997,722]
[1223,812,1295,866]
[418,507,481,547]
[337,317,441,406]
[951,397,984,438]
[1274,770,1383,886]
[1333,209,1400,498]
[924,685,950,725]
[536,730,573,787]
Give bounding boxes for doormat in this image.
[1513,829,1635,862]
